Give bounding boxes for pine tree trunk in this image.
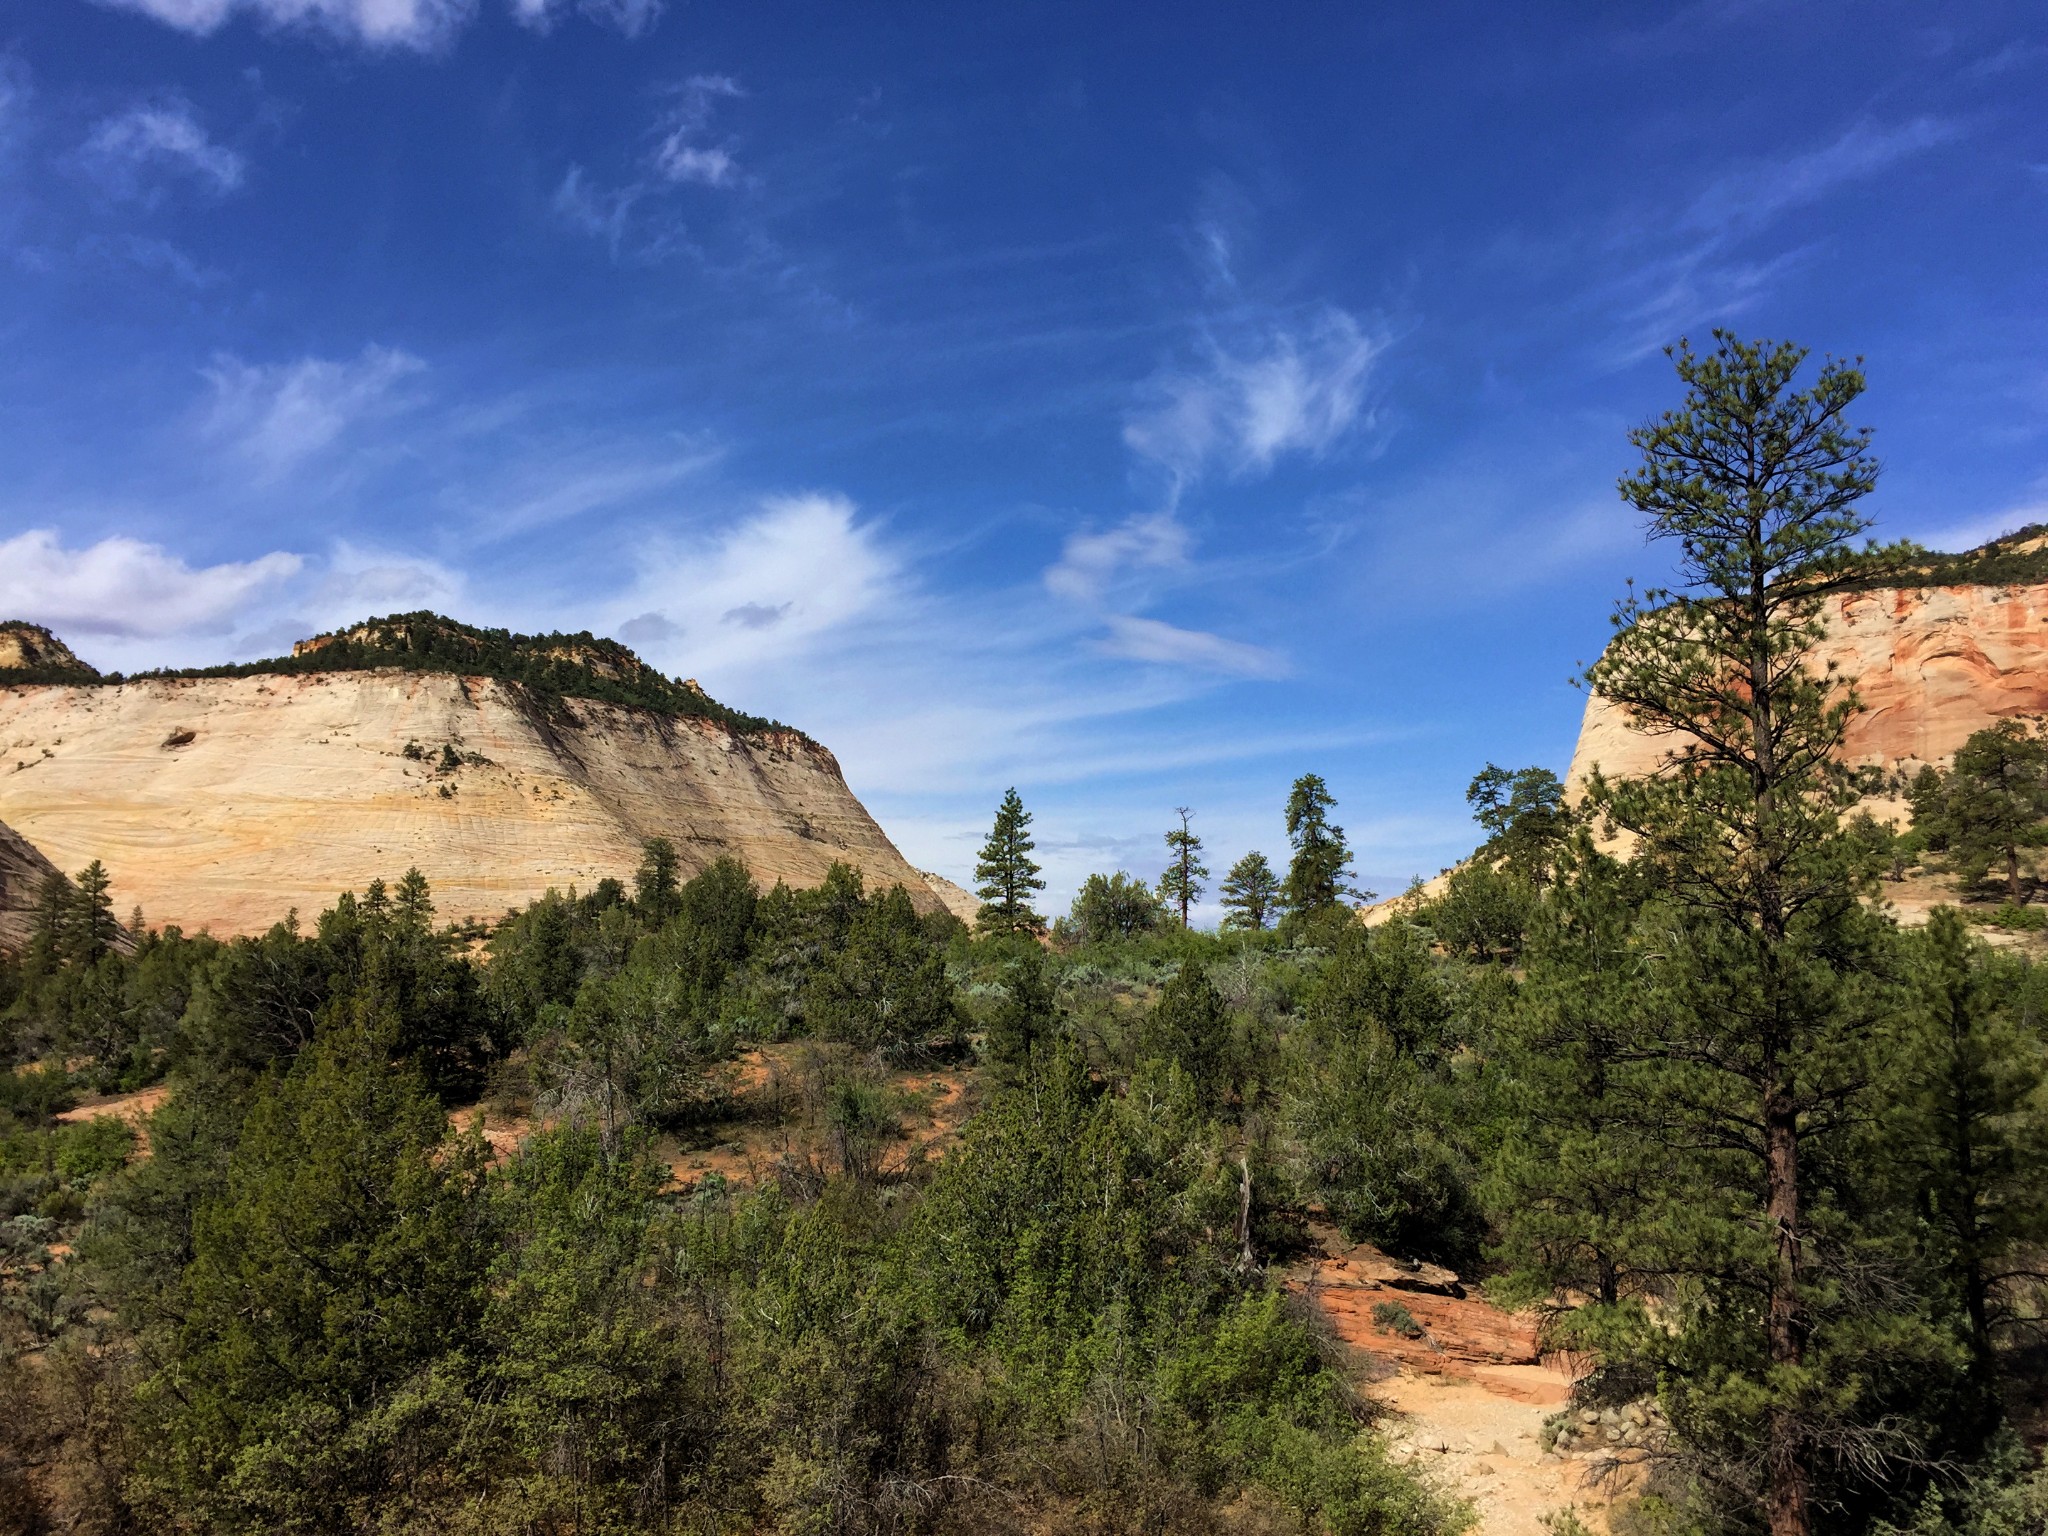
[1764,1088,1808,1536]
[1751,540,1810,1536]
[2008,844,2021,904]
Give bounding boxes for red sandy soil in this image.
[1292,1240,1638,1535]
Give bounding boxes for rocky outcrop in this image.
[0,622,98,680]
[0,817,64,953]
[917,869,980,926]
[0,666,950,938]
[1568,582,2048,794]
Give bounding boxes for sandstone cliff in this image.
[1568,581,2048,794]
[0,817,64,953]
[0,622,98,681]
[0,656,948,938]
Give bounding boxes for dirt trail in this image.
[1295,1242,1631,1535]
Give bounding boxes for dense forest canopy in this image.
[0,612,794,736]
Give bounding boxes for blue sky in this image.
[2,1,2045,918]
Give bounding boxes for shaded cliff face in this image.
[0,670,944,937]
[0,817,64,953]
[1569,583,2048,791]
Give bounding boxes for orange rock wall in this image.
[1568,583,2048,791]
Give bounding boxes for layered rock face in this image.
[0,818,64,953]
[0,670,945,937]
[1568,582,2048,792]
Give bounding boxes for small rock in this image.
[1579,1409,1600,1426]
[1473,1462,1496,1477]
[1491,1441,1510,1457]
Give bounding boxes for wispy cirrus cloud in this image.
[1598,114,1964,360]
[1683,116,1959,237]
[82,100,244,199]
[95,0,656,48]
[1124,305,1387,492]
[654,75,743,186]
[0,529,301,637]
[1099,614,1287,679]
[94,0,476,49]
[201,344,426,475]
[1038,283,1378,682]
[1044,511,1187,603]
[509,0,661,37]
[552,76,747,257]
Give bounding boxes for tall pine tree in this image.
[974,788,1046,936]
[1280,775,1367,930]
[1157,807,1209,928]
[1585,332,1895,1535]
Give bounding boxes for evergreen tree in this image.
[483,890,583,1040]
[1486,836,1662,1306]
[69,859,118,964]
[1465,763,1568,880]
[973,788,1046,936]
[476,1124,691,1526]
[634,836,683,925]
[134,993,490,1530]
[983,946,1059,1075]
[1293,924,1472,1260]
[1911,719,2048,903]
[1136,960,1233,1108]
[22,869,69,982]
[392,865,435,933]
[1219,851,1280,931]
[1063,871,1164,945]
[806,884,957,1054]
[1281,775,1366,923]
[1880,910,2048,1392]
[1584,332,1894,1535]
[1158,806,1209,927]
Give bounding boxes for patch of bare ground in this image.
[52,1083,170,1155]
[1289,1236,1635,1535]
[659,1042,978,1190]
[1867,867,2048,952]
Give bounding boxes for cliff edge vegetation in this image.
[0,612,791,736]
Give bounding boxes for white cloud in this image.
[611,493,899,681]
[202,344,426,474]
[654,75,743,187]
[0,529,301,637]
[83,101,244,197]
[1099,615,1288,679]
[1044,511,1189,602]
[657,144,735,187]
[1125,307,1385,488]
[94,0,477,49]
[510,0,661,34]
